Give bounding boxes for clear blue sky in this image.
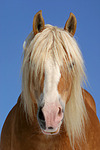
[0,0,100,132]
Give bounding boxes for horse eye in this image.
[69,62,75,69]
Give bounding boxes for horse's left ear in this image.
[64,13,77,36]
[33,10,45,35]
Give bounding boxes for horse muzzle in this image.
[37,101,64,135]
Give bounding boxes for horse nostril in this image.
[58,107,62,116]
[38,107,45,121]
[38,107,46,130]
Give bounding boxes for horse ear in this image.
[64,13,77,36]
[33,10,45,35]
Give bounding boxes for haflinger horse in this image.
[0,10,100,150]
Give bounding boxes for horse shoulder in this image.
[82,89,100,149]
[82,88,96,113]
[0,95,21,150]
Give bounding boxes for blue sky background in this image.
[0,0,100,132]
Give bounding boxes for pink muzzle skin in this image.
[41,102,64,134]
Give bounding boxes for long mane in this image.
[22,25,88,148]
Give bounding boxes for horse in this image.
[0,10,100,150]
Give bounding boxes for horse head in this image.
[22,10,87,141]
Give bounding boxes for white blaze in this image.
[43,57,61,103]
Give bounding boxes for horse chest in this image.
[17,134,71,150]
[29,135,71,150]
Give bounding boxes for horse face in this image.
[36,58,73,135]
[23,10,76,135]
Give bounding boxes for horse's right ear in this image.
[33,10,45,35]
